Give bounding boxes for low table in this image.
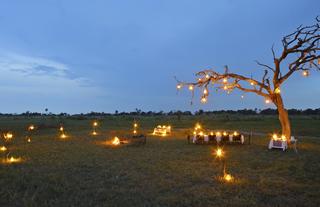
[268,139,288,151]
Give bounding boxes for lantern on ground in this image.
[92,121,98,136]
[223,173,234,182]
[59,126,67,139]
[133,122,138,135]
[3,132,13,142]
[112,137,120,146]
[0,146,7,152]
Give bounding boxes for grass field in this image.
[0,115,320,206]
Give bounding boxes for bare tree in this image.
[177,17,320,139]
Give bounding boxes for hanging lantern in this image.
[274,88,281,94]
[223,78,228,83]
[201,97,207,104]
[302,70,309,77]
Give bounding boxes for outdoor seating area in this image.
[188,131,245,145]
[152,125,171,136]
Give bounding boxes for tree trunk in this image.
[274,94,291,139]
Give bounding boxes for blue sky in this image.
[0,0,319,113]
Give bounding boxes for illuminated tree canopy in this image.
[177,17,320,139]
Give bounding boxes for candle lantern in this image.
[133,122,138,135]
[3,132,13,142]
[59,125,67,139]
[92,121,98,135]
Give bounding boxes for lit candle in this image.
[6,156,21,164]
[112,137,120,145]
[223,173,233,182]
[201,97,207,103]
[4,132,13,140]
[215,148,223,158]
[302,71,309,77]
[60,133,67,139]
[223,78,228,83]
[0,146,7,152]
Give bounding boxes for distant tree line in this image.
[0,108,319,117]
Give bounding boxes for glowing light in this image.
[133,123,138,128]
[195,123,201,130]
[153,125,171,136]
[241,95,244,99]
[274,88,281,94]
[205,74,210,79]
[176,84,182,89]
[210,131,214,136]
[199,131,204,136]
[265,99,271,104]
[193,131,197,135]
[215,148,223,158]
[233,131,239,136]
[112,137,121,145]
[203,88,208,95]
[223,173,233,182]
[60,133,67,139]
[93,122,98,127]
[223,78,228,83]
[250,81,255,86]
[223,85,228,90]
[223,131,228,136]
[59,126,64,132]
[272,134,278,140]
[27,138,31,143]
[272,134,287,141]
[216,132,221,136]
[92,131,97,136]
[6,156,22,164]
[0,146,7,152]
[28,125,35,130]
[133,130,137,134]
[281,135,287,141]
[201,97,207,103]
[302,71,309,77]
[188,85,194,91]
[4,132,13,141]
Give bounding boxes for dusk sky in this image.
[0,0,319,113]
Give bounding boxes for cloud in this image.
[0,52,101,97]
